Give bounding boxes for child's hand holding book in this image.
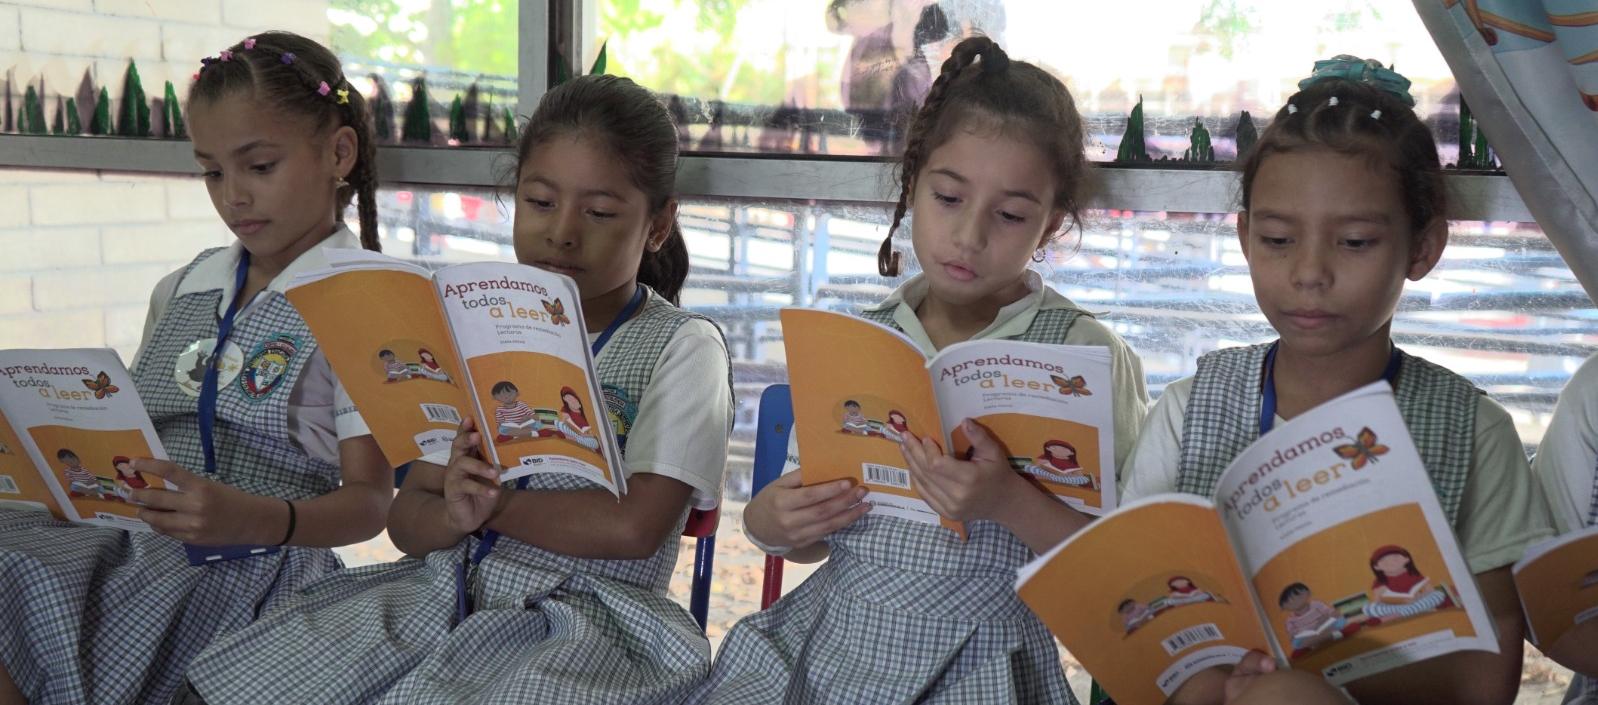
[441,418,504,534]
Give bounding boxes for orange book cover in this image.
[1018,383,1497,703]
[288,252,624,495]
[0,349,173,530]
[781,308,1116,535]
[1513,525,1598,648]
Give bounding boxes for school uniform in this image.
[1532,354,1598,705]
[700,271,1150,704]
[187,288,734,705]
[0,228,373,705]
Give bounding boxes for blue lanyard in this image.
[197,251,251,475]
[1260,340,1401,434]
[463,285,647,588]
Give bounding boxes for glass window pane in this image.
[599,1,1466,163]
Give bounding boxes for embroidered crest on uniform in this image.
[173,338,245,398]
[603,384,638,451]
[239,334,301,401]
[81,371,120,399]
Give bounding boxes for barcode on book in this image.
[862,463,911,489]
[421,403,461,425]
[1161,623,1223,656]
[0,475,17,494]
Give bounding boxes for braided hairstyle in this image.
[188,31,381,251]
[1240,72,1444,241]
[516,75,689,304]
[878,36,1088,276]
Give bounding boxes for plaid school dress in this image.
[1561,462,1598,705]
[0,247,346,705]
[696,303,1090,705]
[188,291,732,705]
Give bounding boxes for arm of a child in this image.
[1341,566,1524,705]
[478,472,694,560]
[386,458,466,557]
[1544,620,1598,681]
[743,472,869,564]
[281,435,393,547]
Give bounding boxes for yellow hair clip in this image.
[336,87,350,105]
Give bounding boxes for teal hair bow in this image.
[1298,55,1415,107]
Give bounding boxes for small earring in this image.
[1032,249,1046,263]
[336,177,350,189]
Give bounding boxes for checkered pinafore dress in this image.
[697,302,1090,705]
[0,247,346,705]
[189,290,733,705]
[1561,460,1598,705]
[1174,343,1478,523]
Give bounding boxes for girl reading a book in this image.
[186,73,733,705]
[0,31,394,705]
[415,348,449,382]
[1533,353,1598,702]
[704,36,1149,703]
[1118,55,1555,705]
[1022,439,1092,487]
[1361,545,1451,623]
[1164,575,1218,607]
[882,409,912,443]
[556,386,601,452]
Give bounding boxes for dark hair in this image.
[378,349,394,357]
[56,448,78,461]
[1369,545,1422,587]
[1117,599,1137,612]
[515,75,688,304]
[1278,582,1311,607]
[879,36,1089,276]
[491,381,518,395]
[1043,440,1076,455]
[844,400,861,408]
[1239,73,1444,239]
[188,31,381,251]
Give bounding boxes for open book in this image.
[1017,382,1496,703]
[0,348,172,530]
[1513,524,1598,649]
[285,250,624,495]
[781,308,1115,533]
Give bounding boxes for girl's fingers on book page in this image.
[128,487,186,512]
[780,478,856,511]
[807,498,871,540]
[451,456,501,483]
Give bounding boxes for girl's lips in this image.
[232,220,268,236]
[942,262,976,282]
[535,260,584,275]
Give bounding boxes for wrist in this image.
[246,492,286,545]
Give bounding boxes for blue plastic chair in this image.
[751,384,794,608]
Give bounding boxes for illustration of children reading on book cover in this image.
[110,455,149,504]
[377,344,454,385]
[882,410,911,443]
[1115,574,1228,635]
[839,400,872,435]
[831,398,911,443]
[1018,439,1097,489]
[1359,545,1456,624]
[1279,582,1367,659]
[58,448,109,500]
[491,382,600,452]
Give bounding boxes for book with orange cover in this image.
[781,308,1115,533]
[286,250,624,496]
[1017,383,1497,704]
[0,348,173,530]
[1513,524,1598,649]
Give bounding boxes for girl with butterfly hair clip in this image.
[700,36,1149,704]
[1529,353,1598,702]
[0,31,394,705]
[186,73,733,705]
[1118,55,1556,705]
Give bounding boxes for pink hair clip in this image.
[281,52,296,65]
[191,71,200,81]
[317,81,331,97]
[243,37,257,50]
[219,50,233,62]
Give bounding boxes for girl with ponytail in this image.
[698,36,1150,704]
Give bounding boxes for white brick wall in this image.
[19,6,163,59]
[29,181,166,225]
[0,7,18,52]
[95,0,223,25]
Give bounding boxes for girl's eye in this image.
[1260,235,1291,246]
[931,191,959,205]
[998,210,1026,224]
[587,209,616,220]
[525,198,554,209]
[250,162,277,174]
[201,170,221,180]
[1343,238,1375,250]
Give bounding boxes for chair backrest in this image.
[752,384,794,610]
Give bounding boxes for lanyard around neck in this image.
[197,251,251,475]
[1259,340,1401,435]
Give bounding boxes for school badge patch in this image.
[603,384,638,451]
[239,334,300,401]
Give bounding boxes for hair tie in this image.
[978,44,1010,74]
[219,50,232,62]
[336,87,350,105]
[1299,54,1416,107]
[242,37,257,50]
[1370,109,1382,120]
[281,52,296,65]
[317,81,331,97]
[1328,96,1339,107]
[1286,104,1298,115]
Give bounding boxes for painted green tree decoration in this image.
[51,97,64,134]
[1184,118,1214,162]
[165,81,186,139]
[370,75,396,142]
[65,97,81,135]
[91,87,112,135]
[402,77,432,143]
[1234,110,1257,160]
[21,85,46,134]
[448,94,468,143]
[117,61,151,137]
[502,107,517,144]
[1115,96,1149,162]
[1458,98,1497,170]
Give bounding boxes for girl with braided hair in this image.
[0,31,393,705]
[700,36,1149,704]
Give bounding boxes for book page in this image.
[0,349,171,530]
[1017,495,1271,705]
[780,308,943,526]
[286,256,469,466]
[930,340,1116,514]
[1216,382,1495,685]
[1513,525,1598,647]
[0,410,65,519]
[434,262,622,495]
